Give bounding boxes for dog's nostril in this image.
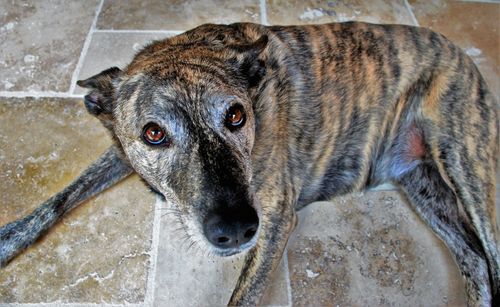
[217,236,230,243]
[244,227,257,239]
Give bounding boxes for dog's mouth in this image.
[211,234,259,257]
[202,203,260,257]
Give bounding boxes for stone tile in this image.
[497,166,500,188]
[497,187,500,243]
[267,0,414,26]
[409,0,500,100]
[97,0,261,31]
[154,198,289,306]
[0,97,155,303]
[288,191,467,306]
[0,0,99,92]
[74,32,172,95]
[0,98,110,224]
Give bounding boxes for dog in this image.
[0,22,499,306]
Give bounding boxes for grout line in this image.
[403,0,420,26]
[459,0,500,3]
[0,91,82,99]
[68,0,104,95]
[259,0,269,25]
[0,304,144,307]
[0,303,144,307]
[283,250,293,307]
[143,195,164,307]
[94,29,183,35]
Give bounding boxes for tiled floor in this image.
[0,0,498,306]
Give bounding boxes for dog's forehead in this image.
[122,51,245,100]
[118,71,237,115]
[125,40,231,77]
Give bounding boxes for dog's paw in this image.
[0,215,39,268]
[0,220,22,267]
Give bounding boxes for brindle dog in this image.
[0,22,499,306]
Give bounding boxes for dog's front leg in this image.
[228,197,297,306]
[0,145,133,267]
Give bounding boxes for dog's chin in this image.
[210,237,258,257]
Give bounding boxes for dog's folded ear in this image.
[77,67,122,116]
[231,35,268,88]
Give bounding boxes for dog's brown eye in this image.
[225,105,245,129]
[142,123,167,145]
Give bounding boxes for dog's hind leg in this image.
[396,162,493,306]
[0,145,133,267]
[417,70,499,305]
[434,141,500,305]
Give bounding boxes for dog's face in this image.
[78,28,268,256]
[115,68,260,257]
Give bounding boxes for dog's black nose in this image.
[203,205,259,249]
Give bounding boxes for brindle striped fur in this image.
[1,22,498,306]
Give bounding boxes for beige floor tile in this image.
[0,98,155,303]
[154,198,289,306]
[409,0,500,100]
[288,191,467,306]
[0,98,110,223]
[97,0,261,31]
[267,0,414,25]
[0,0,99,92]
[497,188,500,241]
[74,32,172,95]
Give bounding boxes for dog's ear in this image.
[77,67,122,117]
[232,35,268,88]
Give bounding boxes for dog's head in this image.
[78,24,268,256]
